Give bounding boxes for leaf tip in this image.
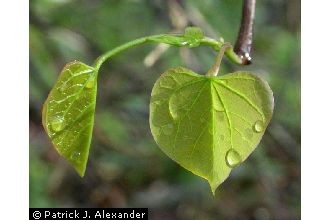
[77,170,86,177]
[73,163,87,177]
[211,188,216,196]
[209,181,219,196]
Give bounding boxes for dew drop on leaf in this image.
[168,102,178,120]
[253,120,264,133]
[50,116,65,132]
[169,95,184,120]
[225,149,242,168]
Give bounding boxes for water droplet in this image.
[85,77,96,89]
[168,80,204,119]
[169,104,179,119]
[50,116,64,132]
[253,120,264,133]
[169,92,189,120]
[225,149,242,168]
[70,151,81,161]
[162,124,174,135]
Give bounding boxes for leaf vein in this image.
[172,81,208,151]
[233,128,253,145]
[215,81,265,120]
[188,124,208,159]
[212,84,233,149]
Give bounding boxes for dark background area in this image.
[29,0,300,219]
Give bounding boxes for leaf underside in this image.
[42,61,97,176]
[149,67,274,193]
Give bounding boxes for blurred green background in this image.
[29,0,300,219]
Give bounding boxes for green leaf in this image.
[183,26,204,47]
[42,61,97,177]
[149,67,274,193]
[148,26,204,48]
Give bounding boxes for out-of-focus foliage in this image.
[30,0,300,219]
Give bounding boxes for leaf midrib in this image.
[59,68,95,121]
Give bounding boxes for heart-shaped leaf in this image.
[149,67,274,193]
[42,61,97,176]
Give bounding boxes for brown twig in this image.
[234,0,256,65]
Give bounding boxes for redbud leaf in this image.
[149,67,274,193]
[42,61,97,176]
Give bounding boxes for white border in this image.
[0,1,29,219]
[302,0,330,219]
[0,0,329,219]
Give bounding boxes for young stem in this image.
[93,34,245,74]
[206,43,232,77]
[93,36,156,74]
[201,37,243,65]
